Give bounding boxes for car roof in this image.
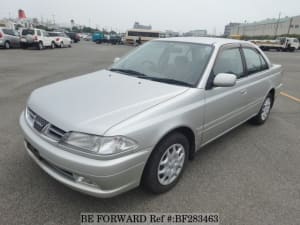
[156,37,250,47]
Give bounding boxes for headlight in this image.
[61,132,138,155]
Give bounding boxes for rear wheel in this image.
[249,94,273,125]
[142,132,189,193]
[4,41,10,49]
[21,43,27,49]
[289,47,295,52]
[60,42,64,48]
[51,42,55,49]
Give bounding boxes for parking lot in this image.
[0,42,299,225]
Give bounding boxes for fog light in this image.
[73,174,98,187]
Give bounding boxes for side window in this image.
[37,30,41,36]
[243,48,268,74]
[213,48,244,78]
[8,29,15,36]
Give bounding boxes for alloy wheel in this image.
[261,97,271,121]
[157,144,185,186]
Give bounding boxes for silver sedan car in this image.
[20,37,282,198]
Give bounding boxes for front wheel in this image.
[37,42,43,50]
[249,94,273,125]
[142,132,189,194]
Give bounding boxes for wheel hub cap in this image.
[157,144,185,186]
[261,98,271,120]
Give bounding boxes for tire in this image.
[4,41,10,49]
[60,42,64,48]
[142,132,189,194]
[51,42,55,49]
[21,44,27,49]
[37,41,43,50]
[289,47,295,52]
[249,93,273,125]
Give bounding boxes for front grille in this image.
[44,125,66,141]
[26,107,66,141]
[33,115,48,132]
[27,107,36,122]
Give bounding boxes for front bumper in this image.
[19,113,151,198]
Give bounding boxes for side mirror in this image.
[213,73,237,87]
[113,57,120,63]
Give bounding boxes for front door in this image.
[202,45,249,145]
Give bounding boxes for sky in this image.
[0,0,299,34]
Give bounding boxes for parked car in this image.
[0,27,20,49]
[92,32,105,44]
[110,34,122,45]
[20,28,55,50]
[20,37,282,198]
[66,32,80,43]
[48,32,72,48]
[83,34,92,41]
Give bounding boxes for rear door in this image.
[63,33,71,45]
[202,44,249,145]
[239,45,271,117]
[42,31,51,46]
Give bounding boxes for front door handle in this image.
[240,89,247,95]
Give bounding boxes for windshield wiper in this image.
[109,68,148,77]
[110,68,192,87]
[139,76,193,87]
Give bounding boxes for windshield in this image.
[22,29,34,35]
[110,41,213,87]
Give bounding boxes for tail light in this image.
[0,32,3,38]
[34,36,38,41]
[56,38,60,41]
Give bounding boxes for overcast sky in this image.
[0,0,299,34]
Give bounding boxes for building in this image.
[165,30,180,37]
[224,22,240,37]
[0,19,16,29]
[230,15,300,37]
[184,29,207,37]
[133,22,152,30]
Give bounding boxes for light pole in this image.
[274,12,281,38]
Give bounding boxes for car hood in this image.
[28,70,188,135]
